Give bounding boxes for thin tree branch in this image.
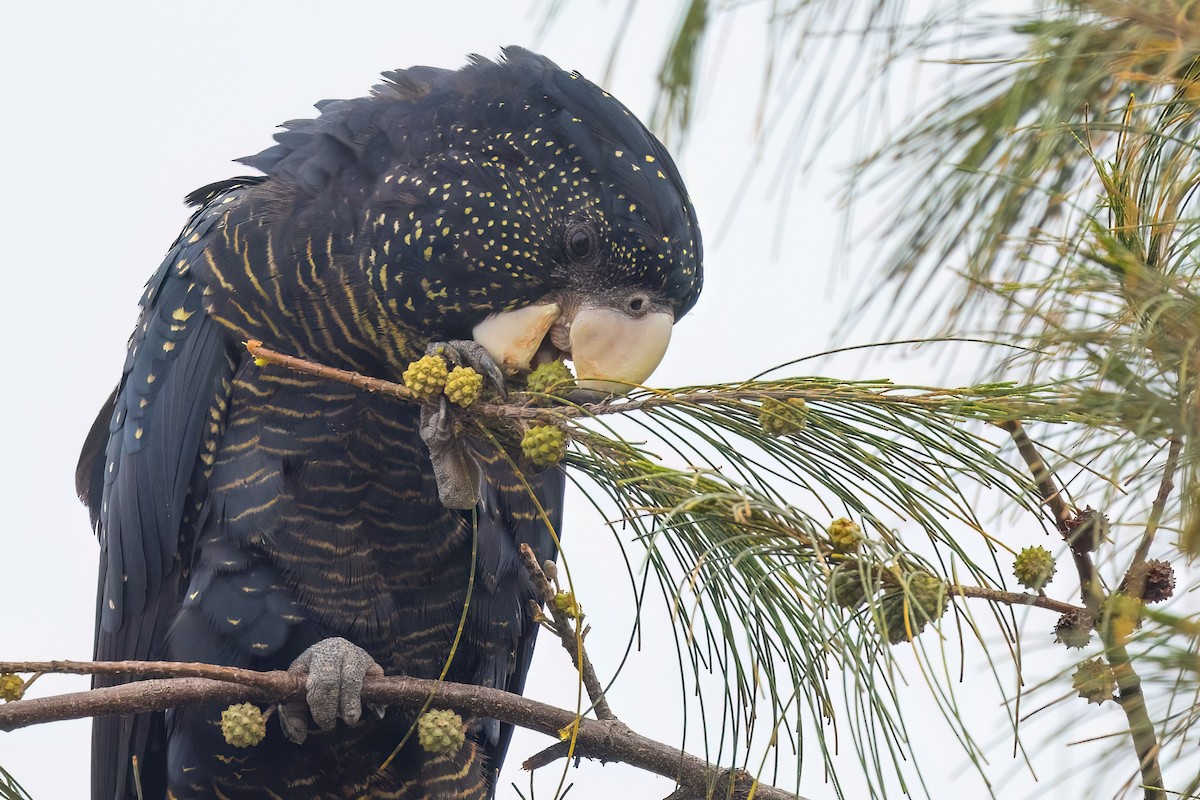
[246,340,1074,426]
[998,423,1165,800]
[0,662,807,800]
[0,659,281,689]
[998,421,1072,525]
[518,543,616,722]
[1000,420,1105,615]
[950,584,1081,616]
[1131,436,1181,568]
[247,340,418,401]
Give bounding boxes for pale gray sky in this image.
[0,2,1103,798]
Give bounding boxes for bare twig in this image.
[1131,437,1181,568]
[518,544,616,722]
[0,661,806,800]
[246,340,417,400]
[950,585,1081,616]
[1000,421,1105,615]
[0,659,281,689]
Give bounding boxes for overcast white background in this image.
[0,2,1121,798]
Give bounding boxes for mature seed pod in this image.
[0,673,25,702]
[521,425,568,467]
[828,517,863,553]
[220,703,266,748]
[1119,559,1175,604]
[1013,545,1057,590]
[828,561,872,609]
[526,360,575,395]
[1071,658,1116,705]
[758,397,808,437]
[443,365,484,407]
[1064,507,1108,554]
[1054,608,1094,649]
[402,354,449,401]
[418,709,466,755]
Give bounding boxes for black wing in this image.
[77,179,261,800]
[474,459,566,795]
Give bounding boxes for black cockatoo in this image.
[76,47,702,799]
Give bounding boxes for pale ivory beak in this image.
[472,302,673,399]
[569,307,673,397]
[471,303,560,374]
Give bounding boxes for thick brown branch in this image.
[1106,643,1165,800]
[0,664,806,800]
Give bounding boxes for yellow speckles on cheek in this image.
[420,278,447,300]
[423,246,433,261]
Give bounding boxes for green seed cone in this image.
[1072,658,1116,705]
[828,561,872,609]
[521,425,567,467]
[526,360,575,396]
[0,673,25,702]
[418,708,466,754]
[444,366,483,407]
[1013,545,1056,590]
[403,355,449,401]
[828,517,863,553]
[907,572,947,625]
[221,702,266,748]
[758,397,808,437]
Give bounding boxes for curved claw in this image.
[279,637,385,745]
[425,340,507,401]
[419,397,483,510]
[417,340,500,510]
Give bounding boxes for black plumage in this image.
[77,47,702,799]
